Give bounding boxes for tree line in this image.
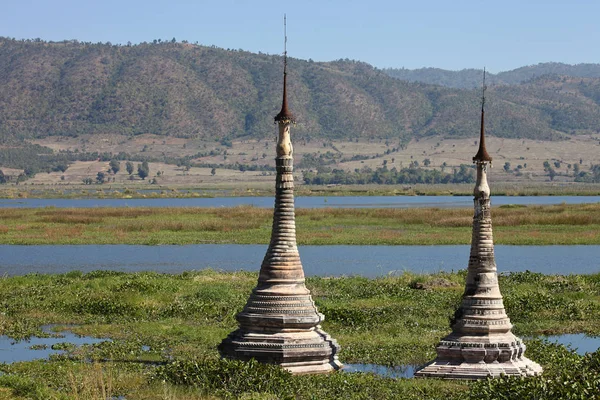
[302,165,476,185]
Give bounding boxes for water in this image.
[544,334,600,355]
[0,325,109,363]
[344,363,417,378]
[2,332,597,367]
[0,195,598,209]
[0,244,598,277]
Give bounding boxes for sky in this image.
[2,0,599,73]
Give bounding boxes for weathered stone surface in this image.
[415,92,542,380]
[219,61,341,375]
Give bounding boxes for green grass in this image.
[0,270,598,399]
[1,203,600,245]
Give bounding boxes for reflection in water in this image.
[543,334,600,355]
[0,325,109,363]
[343,363,417,378]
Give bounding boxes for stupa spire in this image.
[414,74,542,379]
[219,16,341,374]
[274,15,294,123]
[473,68,492,163]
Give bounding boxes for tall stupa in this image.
[414,71,543,379]
[218,18,342,375]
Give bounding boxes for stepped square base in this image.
[415,339,542,380]
[219,327,342,375]
[414,357,542,380]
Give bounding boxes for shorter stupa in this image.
[218,21,341,375]
[414,71,543,380]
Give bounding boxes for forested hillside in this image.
[384,62,600,89]
[2,38,600,145]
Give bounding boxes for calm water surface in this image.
[2,333,597,365]
[1,245,597,277]
[0,325,109,363]
[1,195,599,209]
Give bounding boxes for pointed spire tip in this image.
[274,14,295,123]
[473,68,492,162]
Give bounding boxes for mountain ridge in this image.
[383,62,600,89]
[1,37,600,146]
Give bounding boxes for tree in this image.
[423,158,431,166]
[96,171,105,184]
[0,170,6,184]
[554,161,561,169]
[543,161,551,171]
[24,167,37,177]
[547,168,556,181]
[53,163,68,173]
[137,162,149,180]
[109,160,120,174]
[504,162,511,172]
[126,161,134,175]
[211,168,216,176]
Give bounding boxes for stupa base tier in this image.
[414,339,542,379]
[414,357,542,380]
[219,328,342,375]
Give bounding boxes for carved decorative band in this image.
[276,158,294,167]
[249,301,315,307]
[233,342,328,349]
[461,298,504,306]
[457,319,509,326]
[251,295,311,301]
[438,340,521,348]
[462,309,506,316]
[244,307,316,314]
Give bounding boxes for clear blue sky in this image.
[2,0,599,73]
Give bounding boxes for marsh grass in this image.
[1,203,600,245]
[0,270,597,398]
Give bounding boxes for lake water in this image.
[1,195,599,209]
[2,331,597,366]
[0,325,109,363]
[1,244,597,277]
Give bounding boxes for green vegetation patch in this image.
[1,203,600,245]
[0,270,598,398]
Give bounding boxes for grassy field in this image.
[1,203,600,245]
[29,133,600,185]
[0,270,598,399]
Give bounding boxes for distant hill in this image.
[1,38,600,144]
[384,63,600,89]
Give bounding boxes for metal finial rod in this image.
[481,67,486,111]
[283,14,287,71]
